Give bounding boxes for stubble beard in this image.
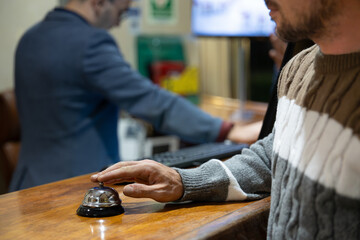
[96,8,114,29]
[275,0,340,42]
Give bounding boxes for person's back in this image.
[12,9,122,190]
[12,5,231,191]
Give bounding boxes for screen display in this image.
[191,0,276,37]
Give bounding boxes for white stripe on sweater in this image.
[209,159,248,201]
[274,96,360,199]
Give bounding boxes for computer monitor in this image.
[191,0,276,37]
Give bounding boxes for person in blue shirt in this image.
[10,0,250,191]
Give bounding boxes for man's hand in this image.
[91,160,184,203]
[227,121,263,145]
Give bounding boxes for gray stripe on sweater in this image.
[176,133,274,202]
[175,160,230,202]
[268,155,360,240]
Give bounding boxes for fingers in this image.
[123,183,181,203]
[123,184,159,200]
[91,160,160,183]
[101,161,139,174]
[90,160,184,202]
[90,161,142,182]
[101,167,141,183]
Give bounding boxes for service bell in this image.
[77,182,124,217]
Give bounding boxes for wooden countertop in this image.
[199,95,267,124]
[0,96,270,239]
[0,173,270,240]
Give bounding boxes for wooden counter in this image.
[0,173,270,240]
[0,96,270,239]
[199,95,267,124]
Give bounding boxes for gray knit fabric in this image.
[176,134,273,201]
[175,45,360,240]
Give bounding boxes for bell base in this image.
[76,205,124,218]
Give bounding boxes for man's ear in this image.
[90,0,106,16]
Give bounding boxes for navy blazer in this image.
[11,8,222,191]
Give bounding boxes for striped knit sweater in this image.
[176,45,360,239]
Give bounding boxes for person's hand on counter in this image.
[227,121,263,145]
[91,160,184,202]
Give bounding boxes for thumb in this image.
[123,183,156,199]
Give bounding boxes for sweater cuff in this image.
[215,121,234,142]
[174,160,230,202]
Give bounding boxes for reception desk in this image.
[0,174,270,239]
[0,96,270,239]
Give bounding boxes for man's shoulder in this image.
[287,44,318,69]
[277,45,318,99]
[26,8,114,42]
[279,44,318,79]
[21,17,115,50]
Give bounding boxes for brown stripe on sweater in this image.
[278,45,360,137]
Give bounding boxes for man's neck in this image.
[313,1,360,55]
[64,1,96,26]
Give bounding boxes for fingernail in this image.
[91,174,98,179]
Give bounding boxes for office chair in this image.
[0,89,20,193]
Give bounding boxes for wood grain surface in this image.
[199,95,267,123]
[0,174,270,240]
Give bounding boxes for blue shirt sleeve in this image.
[82,30,223,143]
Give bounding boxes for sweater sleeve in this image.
[175,132,273,202]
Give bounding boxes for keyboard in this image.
[149,142,248,168]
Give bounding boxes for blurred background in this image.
[0,0,275,102]
[0,0,277,193]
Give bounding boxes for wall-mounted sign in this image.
[147,0,178,25]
